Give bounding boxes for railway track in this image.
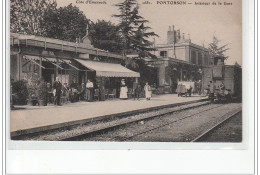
[120,104,227,141]
[83,103,241,142]
[13,100,210,141]
[191,110,242,142]
[63,101,219,141]
[14,101,242,142]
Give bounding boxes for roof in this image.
[146,57,197,66]
[155,42,209,52]
[10,33,124,60]
[75,59,140,78]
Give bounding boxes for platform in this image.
[10,94,207,137]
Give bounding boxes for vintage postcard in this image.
[6,0,257,174]
[9,0,242,143]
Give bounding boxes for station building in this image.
[147,25,211,92]
[10,31,140,91]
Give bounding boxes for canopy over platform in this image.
[75,59,140,78]
[10,33,124,60]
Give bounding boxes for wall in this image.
[189,47,209,66]
[155,43,209,66]
[155,46,174,58]
[158,64,166,86]
[175,46,188,61]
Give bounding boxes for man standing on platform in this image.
[53,77,62,106]
[209,80,216,94]
[86,79,94,102]
[198,80,202,95]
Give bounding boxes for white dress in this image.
[120,86,128,99]
[144,85,152,99]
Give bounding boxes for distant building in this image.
[147,25,211,92]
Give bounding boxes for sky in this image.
[56,0,242,65]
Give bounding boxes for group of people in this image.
[119,79,152,100]
[48,77,94,106]
[48,77,153,106]
[207,80,226,95]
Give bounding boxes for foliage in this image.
[12,80,28,105]
[40,3,89,42]
[121,57,139,70]
[10,0,57,35]
[24,73,40,100]
[208,35,230,60]
[165,63,178,82]
[134,59,158,86]
[37,80,48,101]
[113,0,158,57]
[88,20,123,54]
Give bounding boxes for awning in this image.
[75,59,140,77]
[23,55,71,64]
[23,55,83,70]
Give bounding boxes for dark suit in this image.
[78,85,86,101]
[53,81,62,105]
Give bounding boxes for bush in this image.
[37,81,47,101]
[12,80,28,105]
[25,73,40,101]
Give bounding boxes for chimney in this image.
[176,30,181,42]
[167,25,175,44]
[187,34,191,42]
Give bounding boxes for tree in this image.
[113,0,158,57]
[10,0,57,35]
[133,59,158,86]
[208,35,230,60]
[88,20,123,54]
[122,57,139,69]
[40,4,89,42]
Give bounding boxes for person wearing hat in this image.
[69,79,79,102]
[78,83,86,101]
[209,80,216,94]
[46,82,52,104]
[120,79,128,100]
[198,80,202,95]
[53,77,62,106]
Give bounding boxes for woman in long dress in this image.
[144,82,152,100]
[85,80,94,101]
[120,79,128,100]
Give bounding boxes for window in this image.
[191,51,196,64]
[204,57,208,65]
[198,53,202,65]
[160,51,167,58]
